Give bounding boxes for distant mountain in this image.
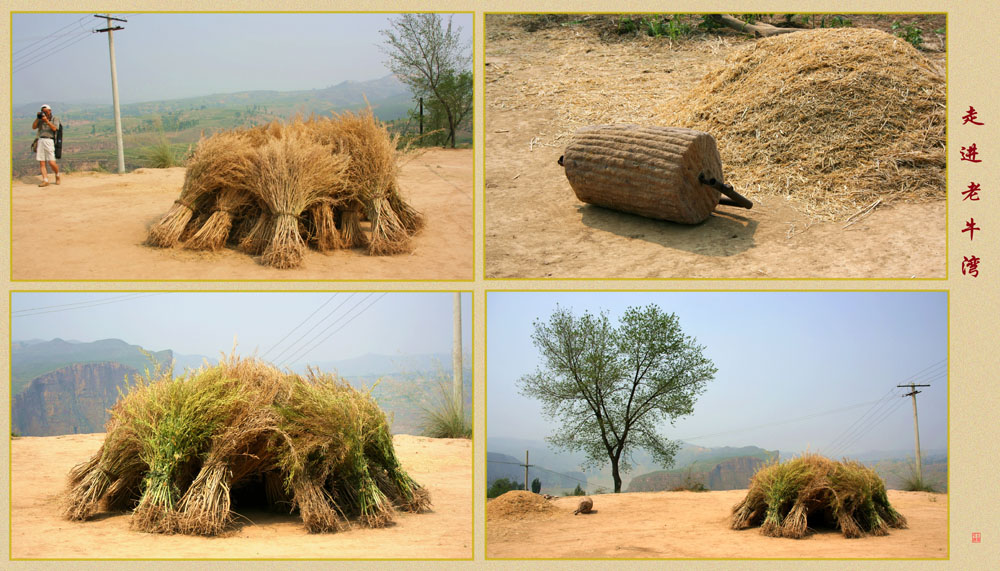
[627,449,778,492]
[13,74,412,121]
[13,362,138,436]
[487,452,587,495]
[306,352,455,378]
[12,338,173,397]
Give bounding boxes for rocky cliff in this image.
[13,362,137,437]
[627,455,772,492]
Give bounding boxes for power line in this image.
[673,397,889,444]
[12,14,90,56]
[14,30,93,73]
[260,294,339,360]
[828,397,909,458]
[277,293,386,368]
[267,293,359,364]
[13,293,164,317]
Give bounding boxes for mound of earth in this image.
[487,490,559,521]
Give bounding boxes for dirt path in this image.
[484,18,945,279]
[12,433,471,559]
[12,148,472,281]
[487,490,947,559]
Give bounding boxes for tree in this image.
[518,305,717,493]
[487,477,520,499]
[417,70,473,147]
[380,14,471,148]
[572,484,585,496]
[531,477,542,494]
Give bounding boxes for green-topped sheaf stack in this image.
[731,453,907,539]
[62,353,430,535]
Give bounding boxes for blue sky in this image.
[12,12,473,104]
[12,292,472,368]
[487,291,947,456]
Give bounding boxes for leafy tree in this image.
[531,477,542,494]
[572,484,585,496]
[518,304,717,493]
[415,70,472,147]
[487,477,520,499]
[380,14,471,148]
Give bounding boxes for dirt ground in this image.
[12,148,472,281]
[484,16,946,279]
[487,490,947,559]
[11,432,471,559]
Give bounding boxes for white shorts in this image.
[36,137,55,162]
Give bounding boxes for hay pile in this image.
[487,490,558,521]
[731,454,907,539]
[62,354,430,535]
[146,108,423,268]
[660,28,945,220]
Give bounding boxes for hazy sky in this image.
[12,292,472,368]
[487,291,947,456]
[12,13,473,105]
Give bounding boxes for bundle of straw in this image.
[145,109,424,268]
[731,454,907,539]
[62,354,431,535]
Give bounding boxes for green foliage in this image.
[892,21,924,49]
[518,304,716,493]
[698,15,723,31]
[146,137,180,168]
[900,463,937,492]
[531,477,542,494]
[572,484,585,496]
[419,376,472,439]
[488,477,520,498]
[618,15,693,40]
[381,14,471,149]
[407,70,473,148]
[738,14,770,25]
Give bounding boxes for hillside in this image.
[12,74,420,176]
[12,338,172,397]
[13,362,137,437]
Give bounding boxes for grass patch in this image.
[146,137,181,168]
[419,377,471,439]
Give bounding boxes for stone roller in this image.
[558,124,752,224]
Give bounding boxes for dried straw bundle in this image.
[146,131,256,247]
[731,454,907,539]
[248,125,350,268]
[312,109,424,255]
[62,354,431,536]
[659,28,945,220]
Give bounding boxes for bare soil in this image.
[484,16,946,278]
[11,432,472,559]
[487,490,947,559]
[12,148,472,281]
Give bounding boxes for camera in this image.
[37,112,44,119]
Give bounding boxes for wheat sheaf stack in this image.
[146,108,424,269]
[62,353,430,535]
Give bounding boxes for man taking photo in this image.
[32,104,60,187]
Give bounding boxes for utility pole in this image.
[897,382,930,480]
[95,14,127,174]
[524,450,532,491]
[452,292,463,419]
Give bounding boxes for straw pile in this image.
[62,354,430,535]
[660,28,945,220]
[145,108,423,268]
[731,454,907,539]
[487,490,559,521]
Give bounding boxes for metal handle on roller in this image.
[699,173,753,210]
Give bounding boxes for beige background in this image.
[3,0,998,568]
